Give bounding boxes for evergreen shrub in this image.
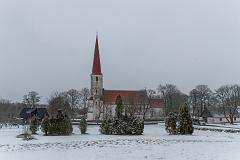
[29,116,39,134]
[41,116,50,135]
[44,110,73,136]
[178,103,194,135]
[100,95,144,135]
[79,117,87,134]
[165,103,194,135]
[165,112,177,135]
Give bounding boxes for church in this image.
[87,36,164,121]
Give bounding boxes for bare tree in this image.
[79,88,90,110]
[189,85,213,117]
[65,89,81,109]
[0,99,25,122]
[95,102,104,123]
[124,97,139,118]
[138,95,150,120]
[61,88,90,118]
[101,95,114,121]
[48,92,72,117]
[189,89,198,117]
[123,94,150,120]
[215,84,240,124]
[0,98,11,104]
[157,84,186,116]
[102,103,112,119]
[147,89,156,98]
[22,91,40,108]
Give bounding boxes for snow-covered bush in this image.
[165,104,194,135]
[79,117,87,134]
[178,103,193,135]
[129,117,144,135]
[111,118,128,135]
[165,112,177,135]
[100,116,144,135]
[41,116,50,135]
[48,110,73,136]
[29,116,39,134]
[100,95,144,135]
[100,118,113,135]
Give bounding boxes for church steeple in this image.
[91,34,103,100]
[90,35,103,120]
[92,35,102,75]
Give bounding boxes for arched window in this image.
[96,77,98,81]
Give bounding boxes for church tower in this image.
[91,35,103,97]
[89,35,103,120]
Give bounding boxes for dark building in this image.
[20,108,48,123]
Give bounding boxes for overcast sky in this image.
[1,0,240,103]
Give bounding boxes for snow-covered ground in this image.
[207,123,240,129]
[0,124,240,160]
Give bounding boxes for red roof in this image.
[102,89,148,104]
[92,35,102,75]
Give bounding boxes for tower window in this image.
[96,90,98,94]
[96,77,98,81]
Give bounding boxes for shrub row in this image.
[100,116,144,135]
[41,110,73,136]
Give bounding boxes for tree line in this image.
[0,88,90,121]
[1,83,240,124]
[154,84,240,124]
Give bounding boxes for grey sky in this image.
[1,0,240,103]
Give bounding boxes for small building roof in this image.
[20,108,48,120]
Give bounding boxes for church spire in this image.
[92,35,102,75]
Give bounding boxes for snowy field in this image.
[0,124,240,160]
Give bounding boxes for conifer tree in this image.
[178,103,194,135]
[47,110,73,136]
[100,117,113,134]
[41,116,50,135]
[115,95,123,119]
[79,116,87,134]
[100,95,144,135]
[30,116,39,134]
[165,112,177,135]
[63,113,73,135]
